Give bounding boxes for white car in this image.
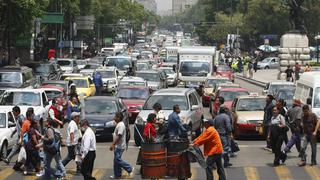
[76,59,88,70]
[0,89,51,132]
[159,67,177,86]
[56,59,78,73]
[0,110,18,159]
[95,67,119,93]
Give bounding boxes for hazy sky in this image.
[156,0,172,12]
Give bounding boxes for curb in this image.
[235,75,267,88]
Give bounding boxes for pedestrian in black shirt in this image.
[285,65,294,82]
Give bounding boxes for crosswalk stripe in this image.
[92,169,106,180]
[66,168,76,179]
[274,166,293,180]
[304,166,320,180]
[0,168,14,179]
[244,167,259,180]
[214,171,219,179]
[190,166,198,180]
[24,175,37,180]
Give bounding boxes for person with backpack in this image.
[42,118,66,179]
[109,112,134,179]
[62,112,81,174]
[22,111,42,176]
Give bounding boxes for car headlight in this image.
[135,115,145,125]
[237,117,247,124]
[108,80,116,84]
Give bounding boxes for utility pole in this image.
[59,1,63,58]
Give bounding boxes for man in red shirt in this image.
[143,113,157,141]
[192,119,226,180]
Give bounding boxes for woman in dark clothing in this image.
[276,99,289,145]
[268,107,287,166]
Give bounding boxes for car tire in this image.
[264,66,269,69]
[1,141,8,160]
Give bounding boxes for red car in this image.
[211,87,249,116]
[116,86,151,124]
[216,65,234,82]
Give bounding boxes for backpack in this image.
[23,132,30,145]
[44,128,61,155]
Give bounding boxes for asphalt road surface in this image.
[1,77,320,179]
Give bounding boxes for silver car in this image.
[134,88,204,145]
[135,70,166,91]
[257,57,279,69]
[95,67,119,93]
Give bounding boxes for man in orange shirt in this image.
[192,119,226,180]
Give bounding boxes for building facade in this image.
[135,0,157,13]
[172,0,198,15]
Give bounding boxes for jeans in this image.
[300,134,317,163]
[114,148,133,178]
[206,154,226,180]
[95,86,102,96]
[81,151,96,180]
[62,145,76,166]
[25,149,40,171]
[220,135,230,165]
[284,133,301,153]
[6,140,20,162]
[44,151,66,179]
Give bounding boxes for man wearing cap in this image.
[62,112,81,173]
[192,119,226,180]
[282,99,303,156]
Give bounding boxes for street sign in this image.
[58,41,64,48]
[41,13,64,24]
[76,16,95,30]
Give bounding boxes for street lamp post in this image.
[315,34,320,64]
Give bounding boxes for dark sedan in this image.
[84,96,129,140]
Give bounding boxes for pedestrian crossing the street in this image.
[0,165,319,179]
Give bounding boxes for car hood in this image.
[147,81,160,87]
[137,110,190,123]
[167,74,176,79]
[236,111,264,120]
[85,114,114,124]
[60,66,72,70]
[257,62,268,65]
[122,99,146,107]
[217,71,231,77]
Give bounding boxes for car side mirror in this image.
[121,109,127,113]
[307,97,312,105]
[262,89,268,95]
[8,121,16,128]
[44,101,49,107]
[191,105,199,111]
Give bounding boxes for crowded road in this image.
[1,76,319,180]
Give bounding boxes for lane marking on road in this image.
[214,171,219,179]
[92,169,106,180]
[274,166,293,180]
[304,166,320,180]
[244,166,259,180]
[0,168,14,179]
[66,168,76,179]
[24,174,38,180]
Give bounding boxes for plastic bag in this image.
[18,146,26,163]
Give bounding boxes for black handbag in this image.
[231,139,240,152]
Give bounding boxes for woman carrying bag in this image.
[268,107,288,166]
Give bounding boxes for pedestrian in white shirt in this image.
[80,119,96,180]
[110,112,133,179]
[62,112,81,173]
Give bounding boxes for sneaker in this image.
[281,153,287,163]
[224,163,233,168]
[36,170,44,177]
[298,161,306,167]
[3,158,9,165]
[110,175,120,179]
[311,162,317,166]
[23,171,28,176]
[128,167,134,177]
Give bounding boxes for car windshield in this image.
[237,98,265,111]
[137,63,149,71]
[34,64,54,74]
[269,85,295,94]
[0,92,41,106]
[278,90,295,100]
[0,72,22,84]
[97,71,115,78]
[217,66,231,72]
[313,87,320,108]
[0,113,5,128]
[77,60,86,65]
[166,56,177,63]
[85,99,117,114]
[107,58,131,70]
[45,91,63,100]
[206,79,230,88]
[144,95,188,110]
[42,82,67,90]
[84,64,100,69]
[180,61,210,75]
[136,73,159,81]
[261,58,271,63]
[162,69,174,75]
[219,91,249,102]
[57,60,71,66]
[117,88,149,99]
[71,79,88,88]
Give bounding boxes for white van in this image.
[294,72,320,117]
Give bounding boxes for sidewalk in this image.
[236,69,279,85]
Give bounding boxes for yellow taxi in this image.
[231,93,266,139]
[65,76,96,97]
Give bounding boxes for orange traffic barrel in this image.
[141,142,167,179]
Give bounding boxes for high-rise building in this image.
[172,0,198,15]
[135,0,157,13]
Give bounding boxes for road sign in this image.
[76,16,95,30]
[58,41,64,48]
